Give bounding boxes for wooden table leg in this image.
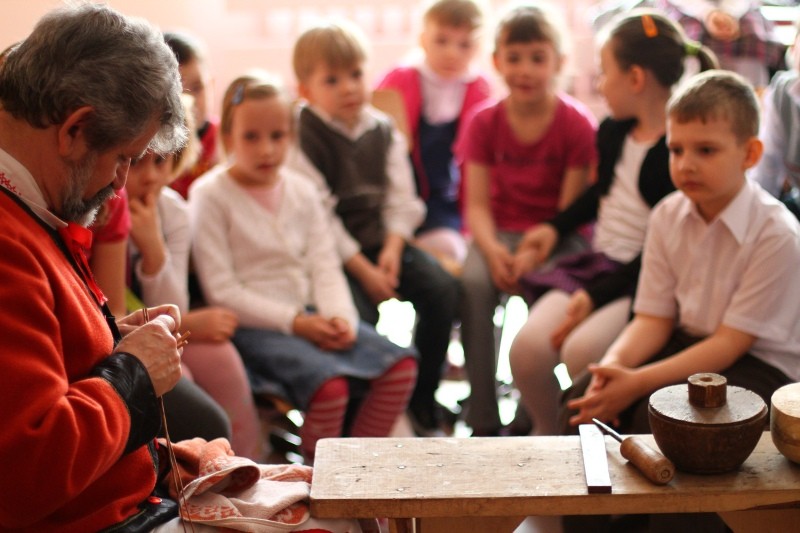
[388,518,415,533]
[415,516,525,533]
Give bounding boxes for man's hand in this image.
[115,312,182,397]
[116,305,181,337]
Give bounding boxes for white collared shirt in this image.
[0,148,65,229]
[417,60,474,125]
[635,179,800,380]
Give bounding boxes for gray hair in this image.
[0,3,186,154]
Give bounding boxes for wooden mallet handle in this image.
[620,436,675,485]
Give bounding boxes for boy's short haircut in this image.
[667,70,759,142]
[424,0,483,31]
[292,21,368,83]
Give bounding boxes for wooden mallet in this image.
[593,418,675,485]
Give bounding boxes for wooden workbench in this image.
[310,433,800,533]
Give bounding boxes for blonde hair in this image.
[219,71,291,154]
[667,70,759,143]
[424,0,483,31]
[292,21,368,83]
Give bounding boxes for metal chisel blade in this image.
[579,424,612,494]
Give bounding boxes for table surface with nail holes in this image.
[310,434,800,533]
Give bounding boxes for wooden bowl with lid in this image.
[771,382,800,464]
[648,373,767,474]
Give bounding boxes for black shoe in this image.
[436,400,460,431]
[407,405,447,437]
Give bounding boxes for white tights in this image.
[509,290,632,435]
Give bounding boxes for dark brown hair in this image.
[600,9,718,88]
[494,4,564,55]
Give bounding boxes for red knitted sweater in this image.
[0,192,156,531]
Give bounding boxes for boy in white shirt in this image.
[561,65,800,533]
[567,70,800,432]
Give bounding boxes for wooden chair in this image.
[371,87,412,152]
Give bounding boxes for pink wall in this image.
[0,0,605,117]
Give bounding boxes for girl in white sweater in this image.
[189,74,418,462]
[125,98,263,460]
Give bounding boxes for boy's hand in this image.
[567,363,641,426]
[377,245,402,288]
[551,289,594,349]
[360,261,400,305]
[377,233,405,285]
[183,307,238,343]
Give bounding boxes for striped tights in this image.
[300,357,417,462]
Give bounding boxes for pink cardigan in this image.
[376,66,491,199]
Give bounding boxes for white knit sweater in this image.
[188,166,359,336]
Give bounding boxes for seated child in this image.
[376,0,492,269]
[285,21,459,436]
[89,190,130,317]
[562,69,800,532]
[510,11,718,436]
[456,4,598,436]
[164,30,220,199]
[560,69,800,533]
[189,74,418,462]
[656,0,785,88]
[124,95,263,460]
[749,17,800,216]
[90,175,233,450]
